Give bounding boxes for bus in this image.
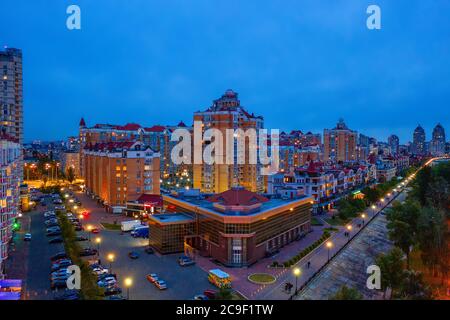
[208,269,231,289]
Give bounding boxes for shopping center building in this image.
[148,187,313,267]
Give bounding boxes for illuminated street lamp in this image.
[124,277,133,300]
[95,237,102,257]
[86,225,92,241]
[326,241,333,262]
[293,267,301,294]
[361,213,366,225]
[107,253,115,273]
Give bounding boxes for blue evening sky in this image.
[2,0,449,144]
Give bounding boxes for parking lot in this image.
[23,197,65,299]
[81,228,216,300]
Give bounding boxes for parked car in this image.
[79,248,98,257]
[91,228,100,234]
[49,237,64,244]
[103,286,122,296]
[44,211,56,218]
[51,260,72,272]
[178,256,195,266]
[46,230,62,237]
[154,280,167,290]
[50,252,67,261]
[203,290,218,300]
[144,247,154,254]
[50,279,68,290]
[54,290,80,300]
[104,294,126,300]
[194,294,209,300]
[75,236,88,242]
[146,274,158,283]
[24,233,32,241]
[74,225,83,231]
[128,251,140,259]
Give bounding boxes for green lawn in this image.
[100,223,121,230]
[311,217,324,226]
[248,273,276,284]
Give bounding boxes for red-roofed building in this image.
[84,141,161,212]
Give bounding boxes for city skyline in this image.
[2,1,450,143]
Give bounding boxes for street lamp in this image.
[326,241,333,262]
[346,224,353,236]
[361,213,366,225]
[86,225,92,241]
[107,253,115,273]
[124,277,133,300]
[293,267,301,294]
[95,237,102,257]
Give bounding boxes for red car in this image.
[91,228,100,234]
[203,289,217,300]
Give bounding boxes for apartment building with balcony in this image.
[83,141,160,212]
[267,161,376,214]
[193,90,264,194]
[0,135,21,278]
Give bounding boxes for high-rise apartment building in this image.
[0,135,21,278]
[430,123,446,156]
[388,134,400,155]
[193,90,264,193]
[0,48,23,144]
[412,125,426,155]
[323,119,357,163]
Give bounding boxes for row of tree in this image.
[378,161,449,299]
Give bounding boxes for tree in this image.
[417,207,447,278]
[375,247,406,299]
[386,200,420,269]
[329,286,363,300]
[67,167,75,184]
[216,287,233,300]
[398,270,433,300]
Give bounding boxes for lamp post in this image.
[95,237,101,258]
[293,267,301,295]
[124,277,133,300]
[107,253,115,273]
[346,224,352,236]
[326,241,333,262]
[361,213,366,225]
[86,225,92,241]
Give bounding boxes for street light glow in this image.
[326,241,333,249]
[124,277,133,287]
[293,267,301,277]
[107,253,115,262]
[95,237,102,244]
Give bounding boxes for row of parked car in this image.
[49,252,73,290]
[88,263,125,299]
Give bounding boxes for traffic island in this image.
[247,273,276,285]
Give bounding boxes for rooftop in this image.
[164,187,310,217]
[149,213,194,225]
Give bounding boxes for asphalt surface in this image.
[78,227,216,300]
[24,198,65,300]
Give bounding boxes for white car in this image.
[24,233,32,241]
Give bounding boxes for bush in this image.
[279,230,332,267]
